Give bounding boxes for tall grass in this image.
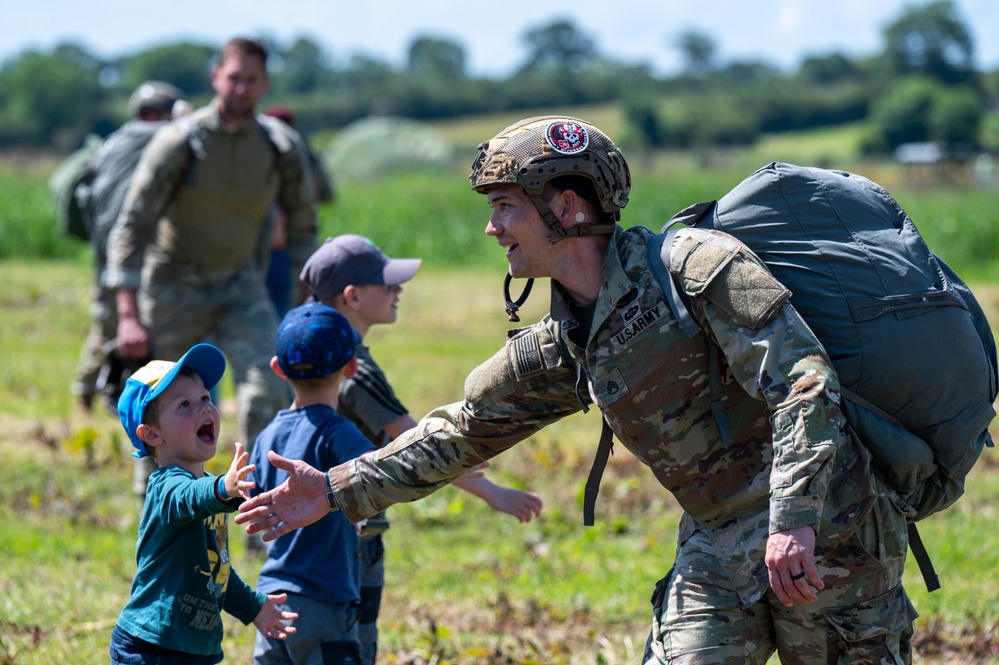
[8,132,999,282]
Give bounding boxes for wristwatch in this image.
[326,470,340,513]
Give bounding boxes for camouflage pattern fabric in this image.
[139,258,290,449]
[71,283,117,401]
[105,103,316,448]
[106,104,317,291]
[72,120,166,401]
[643,476,916,664]
[326,224,914,661]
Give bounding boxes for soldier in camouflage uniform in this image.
[106,38,317,495]
[72,81,185,414]
[237,117,917,663]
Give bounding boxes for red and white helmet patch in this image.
[545,120,589,155]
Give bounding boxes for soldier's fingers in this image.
[768,566,796,607]
[805,562,825,591]
[785,566,819,603]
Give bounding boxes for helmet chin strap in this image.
[502,194,616,321]
[503,272,534,322]
[530,194,615,245]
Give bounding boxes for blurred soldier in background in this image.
[71,81,186,416]
[106,37,318,506]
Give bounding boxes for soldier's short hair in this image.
[218,37,268,70]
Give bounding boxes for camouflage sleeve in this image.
[676,229,844,536]
[274,130,318,282]
[328,316,583,522]
[105,124,190,290]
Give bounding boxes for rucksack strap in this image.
[908,522,941,592]
[583,418,614,526]
[647,229,702,339]
[647,229,732,445]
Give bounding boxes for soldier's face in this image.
[485,185,554,279]
[212,52,269,124]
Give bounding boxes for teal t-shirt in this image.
[116,466,264,656]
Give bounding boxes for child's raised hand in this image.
[253,592,298,640]
[226,441,256,500]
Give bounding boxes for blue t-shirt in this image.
[250,404,376,603]
[116,466,264,657]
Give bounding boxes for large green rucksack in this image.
[644,161,996,590]
[48,133,103,241]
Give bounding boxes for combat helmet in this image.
[127,80,184,119]
[469,116,631,243]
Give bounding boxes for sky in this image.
[4,0,999,77]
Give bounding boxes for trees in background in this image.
[0,0,995,155]
[0,44,107,149]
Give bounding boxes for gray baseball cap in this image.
[301,234,422,301]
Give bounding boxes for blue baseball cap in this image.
[118,343,226,458]
[276,302,357,380]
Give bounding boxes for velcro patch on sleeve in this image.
[670,230,737,295]
[509,329,545,381]
[703,254,791,330]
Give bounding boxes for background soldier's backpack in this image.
[47,133,102,241]
[646,161,997,591]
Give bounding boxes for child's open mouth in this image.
[197,421,216,444]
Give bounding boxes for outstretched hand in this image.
[452,472,543,523]
[484,486,543,523]
[253,592,298,640]
[234,451,330,542]
[225,441,256,499]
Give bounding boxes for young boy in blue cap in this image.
[249,303,377,665]
[111,342,297,664]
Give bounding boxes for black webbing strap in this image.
[583,418,614,526]
[908,522,941,592]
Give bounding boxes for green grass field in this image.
[2,124,999,663]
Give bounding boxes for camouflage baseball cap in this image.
[301,234,422,302]
[469,116,631,223]
[127,80,185,118]
[275,302,356,380]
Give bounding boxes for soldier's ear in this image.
[559,189,583,228]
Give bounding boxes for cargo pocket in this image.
[644,566,676,665]
[822,584,918,665]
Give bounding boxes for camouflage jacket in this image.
[329,224,876,605]
[106,104,317,291]
[86,119,166,272]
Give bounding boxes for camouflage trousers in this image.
[643,478,918,664]
[71,283,116,403]
[139,258,290,449]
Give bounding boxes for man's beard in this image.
[220,98,255,123]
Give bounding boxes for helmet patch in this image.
[545,120,589,155]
